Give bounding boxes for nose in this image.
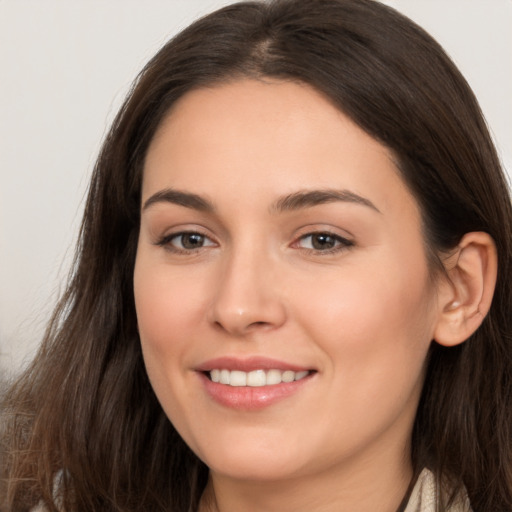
[208,246,287,336]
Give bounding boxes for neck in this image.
[199,444,413,512]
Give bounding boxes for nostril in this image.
[209,296,287,335]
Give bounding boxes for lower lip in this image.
[198,372,314,410]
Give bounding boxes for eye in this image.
[157,231,216,252]
[296,232,353,252]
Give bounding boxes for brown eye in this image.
[158,231,216,252]
[180,233,206,249]
[311,233,337,250]
[297,232,353,252]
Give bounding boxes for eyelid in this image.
[152,223,354,256]
[291,228,355,255]
[154,228,218,254]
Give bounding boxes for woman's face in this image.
[134,79,441,483]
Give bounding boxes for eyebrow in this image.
[142,187,380,214]
[270,189,380,214]
[143,188,214,212]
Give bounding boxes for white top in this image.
[404,469,472,512]
[32,468,472,511]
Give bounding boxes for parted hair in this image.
[1,0,511,510]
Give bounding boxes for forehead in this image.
[142,79,418,221]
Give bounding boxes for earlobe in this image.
[433,232,497,347]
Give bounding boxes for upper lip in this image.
[196,356,313,373]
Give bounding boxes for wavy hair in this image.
[2,1,511,510]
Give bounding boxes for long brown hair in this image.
[2,1,511,510]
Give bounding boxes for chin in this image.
[195,436,312,482]
[208,457,308,482]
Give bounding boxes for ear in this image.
[434,232,497,347]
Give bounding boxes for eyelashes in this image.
[293,232,353,253]
[155,231,216,255]
[155,230,354,256]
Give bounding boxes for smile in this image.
[209,369,310,387]
[197,358,316,410]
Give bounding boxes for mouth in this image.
[206,368,313,387]
[196,357,316,410]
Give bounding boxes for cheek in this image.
[133,256,210,371]
[293,261,436,451]
[133,257,215,430]
[296,253,436,385]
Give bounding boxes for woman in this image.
[1,0,511,510]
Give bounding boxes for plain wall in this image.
[1,0,511,376]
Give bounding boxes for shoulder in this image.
[404,469,472,512]
[30,470,64,512]
[31,504,48,512]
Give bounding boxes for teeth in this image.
[282,370,295,383]
[230,370,247,387]
[266,369,282,385]
[247,369,266,387]
[220,369,230,384]
[208,369,310,387]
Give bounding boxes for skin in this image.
[134,79,446,512]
